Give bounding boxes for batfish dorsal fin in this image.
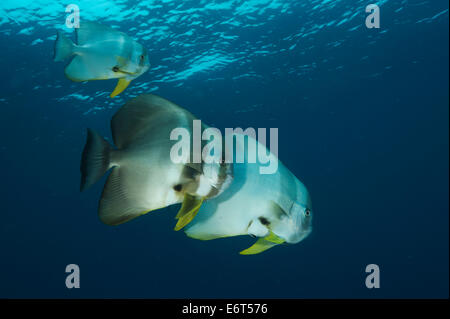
[76,21,125,45]
[110,94,196,148]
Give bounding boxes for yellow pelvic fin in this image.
[239,231,285,255]
[110,78,131,98]
[174,194,204,231]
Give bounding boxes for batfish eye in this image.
[258,216,270,226]
[305,209,311,216]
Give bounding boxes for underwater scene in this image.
[0,0,448,299]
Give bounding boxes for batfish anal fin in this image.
[98,167,155,226]
[174,194,204,231]
[110,78,131,98]
[239,231,285,255]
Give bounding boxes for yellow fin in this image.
[239,231,285,255]
[174,194,204,231]
[264,231,285,244]
[110,78,131,98]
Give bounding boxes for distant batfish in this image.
[80,94,232,229]
[54,21,150,98]
[184,134,313,255]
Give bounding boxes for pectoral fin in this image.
[110,78,131,98]
[174,194,204,231]
[116,56,129,68]
[239,231,285,255]
[113,56,139,76]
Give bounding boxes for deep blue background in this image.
[0,1,448,298]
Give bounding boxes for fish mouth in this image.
[284,229,312,244]
[132,65,150,77]
[113,66,143,77]
[273,215,312,244]
[119,70,140,76]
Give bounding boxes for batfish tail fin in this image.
[54,31,75,62]
[80,129,114,192]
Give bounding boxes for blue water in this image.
[0,0,448,298]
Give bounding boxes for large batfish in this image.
[80,94,232,229]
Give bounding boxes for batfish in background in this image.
[54,21,150,98]
[80,94,233,230]
[184,134,313,255]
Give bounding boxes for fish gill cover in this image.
[0,0,448,298]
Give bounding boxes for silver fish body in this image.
[80,94,231,227]
[185,134,313,254]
